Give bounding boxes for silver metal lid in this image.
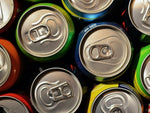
[68,0,114,14]
[79,24,131,78]
[0,0,14,29]
[30,67,82,113]
[0,45,11,87]
[141,54,150,94]
[0,96,29,113]
[17,5,68,57]
[128,0,150,35]
[91,87,142,113]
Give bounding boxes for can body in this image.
[62,0,120,21]
[0,93,33,113]
[128,0,150,42]
[75,22,132,81]
[16,3,75,62]
[0,38,20,92]
[30,67,82,113]
[0,0,18,33]
[87,83,144,113]
[134,45,150,99]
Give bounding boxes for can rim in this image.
[140,53,150,94]
[91,87,142,113]
[67,0,114,14]
[0,45,11,87]
[16,3,69,58]
[30,67,82,113]
[0,96,29,113]
[78,23,132,78]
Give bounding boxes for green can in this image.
[16,3,74,62]
[134,45,150,99]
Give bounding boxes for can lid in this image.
[68,0,114,14]
[91,87,142,113]
[0,0,14,29]
[0,45,11,87]
[128,0,150,35]
[0,96,29,113]
[141,54,150,94]
[79,24,131,78]
[17,5,68,58]
[30,67,82,113]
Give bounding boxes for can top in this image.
[91,87,142,113]
[30,67,82,113]
[68,0,114,14]
[17,4,68,57]
[0,45,11,87]
[0,0,14,29]
[79,23,131,78]
[141,54,150,94]
[0,96,29,113]
[129,0,150,35]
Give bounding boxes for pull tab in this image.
[110,107,123,113]
[0,106,15,113]
[0,2,3,23]
[101,93,127,113]
[29,25,50,43]
[88,44,113,61]
[48,82,73,102]
[141,0,150,25]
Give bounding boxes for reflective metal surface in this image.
[17,5,68,57]
[0,0,14,29]
[79,24,131,78]
[141,54,150,94]
[68,0,114,14]
[0,96,29,113]
[129,0,150,35]
[30,67,82,113]
[91,88,142,113]
[0,45,11,87]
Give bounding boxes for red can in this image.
[0,0,18,33]
[0,93,33,113]
[0,38,21,92]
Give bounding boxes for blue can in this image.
[75,22,132,81]
[62,0,121,21]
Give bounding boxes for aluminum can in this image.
[128,0,150,42]
[0,38,20,92]
[87,83,144,113]
[134,45,150,99]
[75,22,132,81]
[0,93,33,113]
[30,67,82,113]
[0,0,18,33]
[62,0,117,21]
[16,3,75,62]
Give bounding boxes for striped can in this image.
[87,83,144,113]
[134,45,150,99]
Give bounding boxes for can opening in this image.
[0,107,7,113]
[110,107,123,113]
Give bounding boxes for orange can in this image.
[0,38,21,92]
